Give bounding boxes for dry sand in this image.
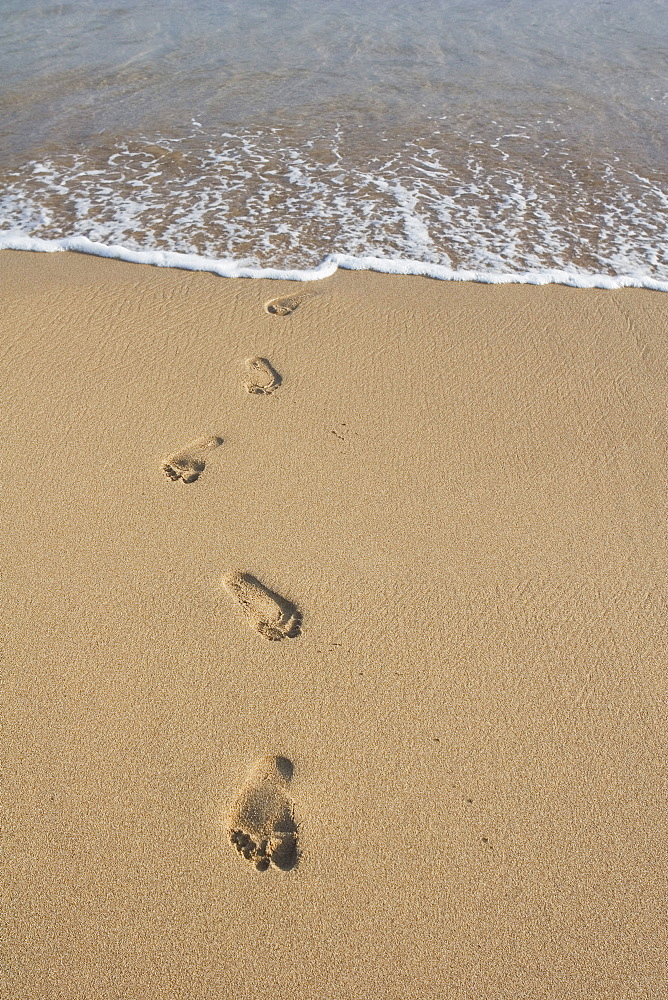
[2,250,666,999]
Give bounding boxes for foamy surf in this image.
[2,122,666,289]
[2,233,667,291]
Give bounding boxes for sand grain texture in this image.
[1,251,666,1000]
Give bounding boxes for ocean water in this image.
[1,0,666,286]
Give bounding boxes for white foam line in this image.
[1,233,667,291]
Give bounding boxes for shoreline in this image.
[2,236,668,291]
[3,250,665,1000]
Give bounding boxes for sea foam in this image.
[1,122,666,290]
[1,233,667,291]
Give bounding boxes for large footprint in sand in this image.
[162,435,223,483]
[228,755,299,871]
[222,570,302,641]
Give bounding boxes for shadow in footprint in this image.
[222,571,302,641]
[228,755,299,871]
[162,435,223,483]
[244,356,282,395]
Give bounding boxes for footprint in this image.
[161,435,223,483]
[228,755,299,871]
[264,293,310,316]
[222,570,302,641]
[244,356,282,396]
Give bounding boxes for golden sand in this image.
[2,250,665,999]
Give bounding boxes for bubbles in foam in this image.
[0,121,666,288]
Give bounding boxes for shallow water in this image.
[1,0,666,281]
